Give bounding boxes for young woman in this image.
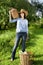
[9,9,28,61]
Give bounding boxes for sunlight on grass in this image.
[0,26,43,65]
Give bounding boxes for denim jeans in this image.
[11,32,27,60]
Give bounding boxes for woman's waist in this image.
[16,29,27,33]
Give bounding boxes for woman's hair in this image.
[19,12,26,18]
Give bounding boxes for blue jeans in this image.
[11,32,27,60]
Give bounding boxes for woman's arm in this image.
[9,11,19,23]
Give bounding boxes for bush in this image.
[0,0,36,29]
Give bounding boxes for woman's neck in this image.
[21,17,24,19]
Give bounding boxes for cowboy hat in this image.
[9,8,19,19]
[19,9,28,17]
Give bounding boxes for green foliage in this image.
[0,28,15,49]
[0,0,36,29]
[0,24,43,65]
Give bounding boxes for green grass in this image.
[0,25,43,65]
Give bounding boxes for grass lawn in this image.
[0,24,43,65]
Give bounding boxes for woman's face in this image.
[20,12,25,18]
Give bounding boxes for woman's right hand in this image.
[9,11,11,14]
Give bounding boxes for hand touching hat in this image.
[9,8,19,19]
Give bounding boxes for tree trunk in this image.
[19,51,33,65]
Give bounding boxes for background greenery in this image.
[0,0,36,29]
[0,0,43,65]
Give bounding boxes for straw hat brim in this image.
[9,8,19,19]
[9,8,28,18]
[19,9,28,17]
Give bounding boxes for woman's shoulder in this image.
[17,18,21,20]
[24,19,28,22]
[17,18,22,22]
